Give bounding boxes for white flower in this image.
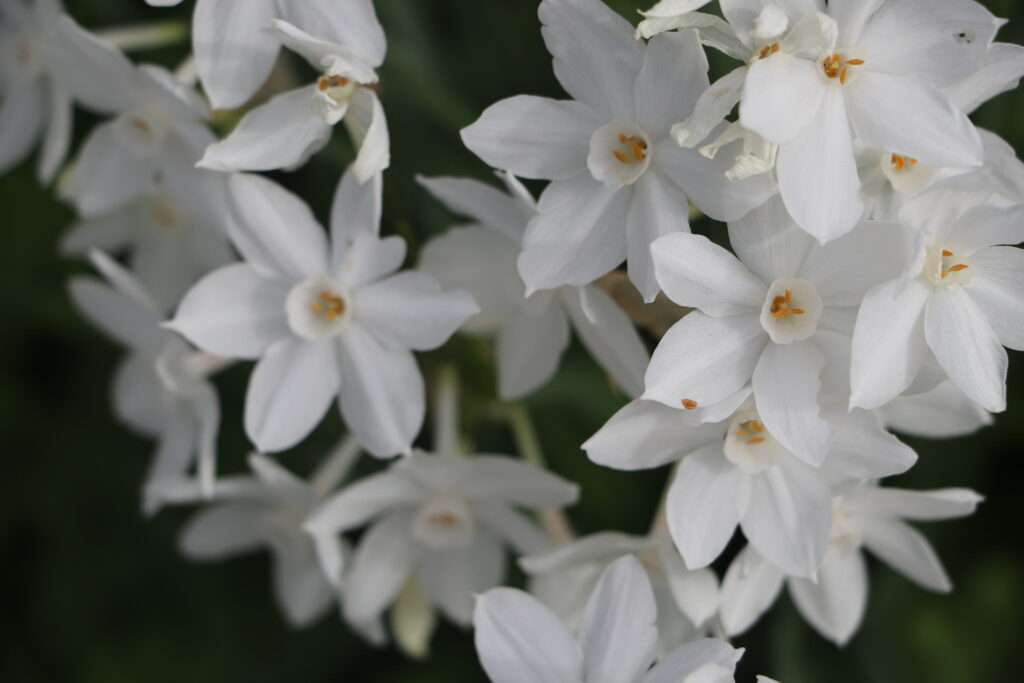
[719,484,983,645]
[68,250,223,511]
[461,0,774,302]
[644,197,911,464]
[303,450,578,639]
[51,14,212,216]
[584,395,916,578]
[521,531,721,657]
[195,0,388,180]
[850,193,1024,413]
[474,555,745,683]
[881,381,993,440]
[176,445,361,628]
[737,0,998,242]
[167,168,478,455]
[418,173,649,399]
[61,151,234,310]
[0,0,73,183]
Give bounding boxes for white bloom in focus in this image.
[644,197,912,464]
[68,250,223,511]
[418,173,649,399]
[719,485,983,645]
[474,555,745,683]
[168,169,478,455]
[177,446,361,628]
[51,15,212,216]
[850,193,1024,412]
[521,531,721,657]
[584,395,916,578]
[195,0,388,180]
[462,0,775,302]
[0,0,73,183]
[738,0,998,242]
[61,151,234,310]
[304,449,578,641]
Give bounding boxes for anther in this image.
[612,133,648,165]
[891,154,919,172]
[758,42,781,60]
[823,54,863,83]
[311,291,346,321]
[681,399,699,410]
[769,289,805,319]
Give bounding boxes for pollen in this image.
[769,289,805,319]
[940,250,970,279]
[311,291,346,321]
[758,42,781,60]
[429,511,459,528]
[613,133,648,165]
[823,54,864,84]
[891,154,919,173]
[318,75,351,91]
[736,419,767,446]
[681,399,699,410]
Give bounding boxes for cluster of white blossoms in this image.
[6,0,1023,678]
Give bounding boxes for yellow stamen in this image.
[612,133,648,165]
[758,42,781,60]
[317,75,351,91]
[736,420,767,446]
[891,154,919,173]
[770,288,805,319]
[311,291,346,321]
[939,249,970,279]
[429,512,459,528]
[681,399,699,410]
[823,54,864,83]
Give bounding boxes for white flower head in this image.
[474,555,744,683]
[418,173,650,399]
[461,0,775,302]
[168,168,478,456]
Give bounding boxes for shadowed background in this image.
[2,1,1022,681]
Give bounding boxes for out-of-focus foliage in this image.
[1,1,1022,681]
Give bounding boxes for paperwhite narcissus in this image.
[881,381,993,440]
[61,151,234,310]
[521,531,721,657]
[584,394,916,578]
[176,446,362,629]
[167,168,478,456]
[719,485,983,645]
[195,1,388,180]
[68,250,224,510]
[850,191,1024,413]
[50,15,212,216]
[644,197,911,465]
[418,173,650,399]
[0,0,73,183]
[474,555,747,683]
[303,450,578,640]
[736,0,998,243]
[461,0,775,303]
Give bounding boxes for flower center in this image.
[924,246,970,287]
[724,406,787,474]
[286,277,351,340]
[148,195,185,230]
[413,496,476,550]
[890,154,918,173]
[757,42,781,60]
[588,122,652,188]
[735,419,768,446]
[760,278,823,344]
[612,133,648,165]
[822,54,864,84]
[311,291,347,322]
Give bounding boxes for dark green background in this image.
[2,1,1022,681]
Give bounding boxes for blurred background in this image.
[2,1,1023,681]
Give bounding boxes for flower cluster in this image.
[6,0,1023,679]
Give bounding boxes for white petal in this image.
[788,547,868,646]
[420,532,506,625]
[752,341,831,467]
[719,546,785,636]
[270,20,377,82]
[652,233,765,316]
[846,72,982,168]
[113,353,168,436]
[518,176,628,293]
[245,339,339,452]
[192,0,280,110]
[473,587,583,683]
[462,456,579,508]
[643,638,743,683]
[742,53,826,143]
[354,272,476,351]
[882,382,993,438]
[344,511,421,623]
[579,556,658,683]
[964,247,1024,351]
[625,170,694,303]
[304,470,425,536]
[776,87,863,243]
[538,0,643,120]
[226,174,330,281]
[583,399,725,471]
[850,278,931,410]
[563,286,651,398]
[68,279,163,350]
[331,168,382,251]
[740,459,831,579]
[947,42,1024,114]
[281,0,386,67]
[62,124,152,217]
[461,95,600,180]
[673,67,746,148]
[658,547,721,627]
[37,85,72,184]
[520,533,650,575]
[861,518,952,592]
[827,410,917,480]
[667,444,744,570]
[49,15,140,114]
[335,232,407,290]
[169,264,290,359]
[0,81,43,174]
[345,88,390,182]
[198,86,331,173]
[830,0,886,46]
[416,175,530,243]
[272,541,335,628]
[644,312,767,410]
[475,502,551,555]
[635,31,710,139]
[727,195,816,285]
[925,286,1007,412]
[336,325,425,458]
[179,502,266,559]
[947,205,1024,255]
[496,304,571,400]
[849,486,983,522]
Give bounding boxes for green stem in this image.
[96,21,189,52]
